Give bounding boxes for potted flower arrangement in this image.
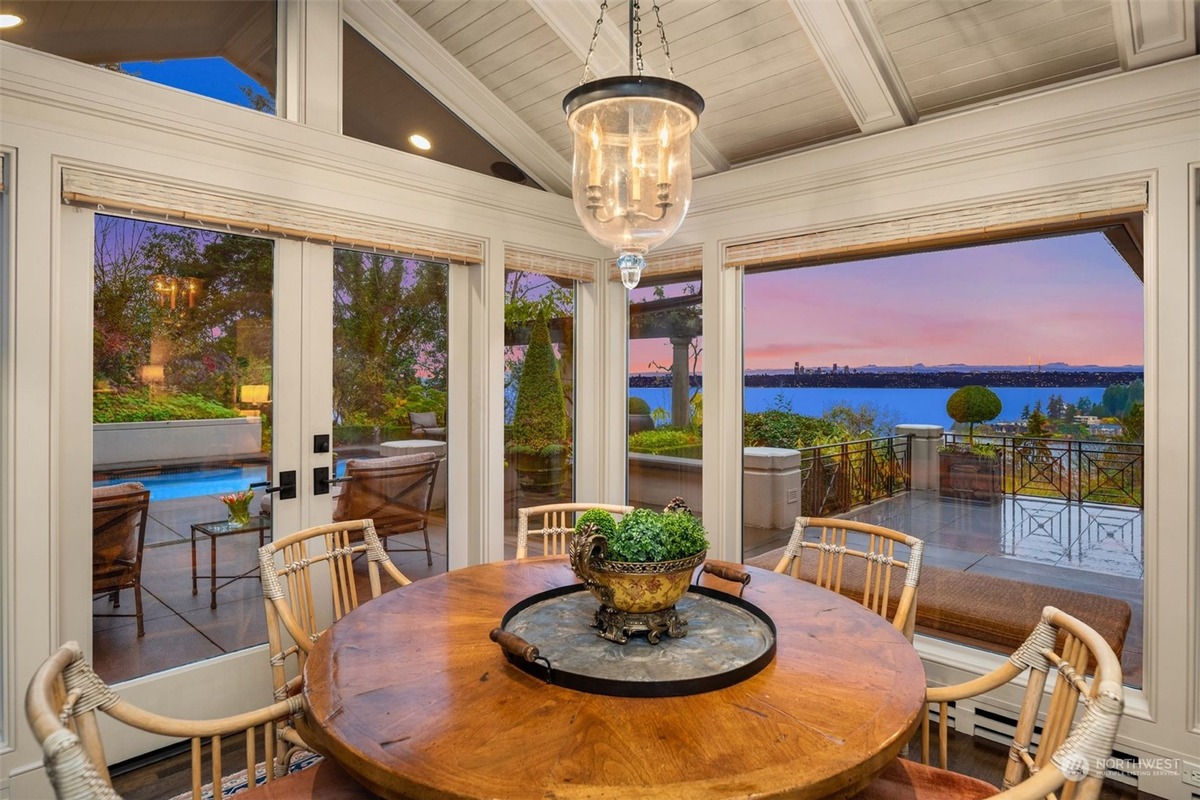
[939,385,1002,502]
[569,499,709,644]
[220,488,255,526]
[507,312,570,493]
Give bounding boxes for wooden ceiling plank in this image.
[343,0,571,195]
[789,0,916,134]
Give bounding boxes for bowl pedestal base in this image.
[593,604,688,644]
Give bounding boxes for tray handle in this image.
[490,628,553,681]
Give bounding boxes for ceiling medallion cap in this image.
[563,75,704,119]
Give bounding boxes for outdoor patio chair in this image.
[258,519,411,777]
[774,516,924,641]
[408,410,446,440]
[25,641,373,800]
[92,482,150,638]
[852,606,1125,800]
[516,502,634,559]
[332,452,439,565]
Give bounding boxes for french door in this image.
[60,207,328,759]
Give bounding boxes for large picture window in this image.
[742,229,1145,688]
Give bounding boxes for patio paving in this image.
[744,489,1143,687]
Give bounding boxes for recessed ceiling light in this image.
[0,13,24,28]
[408,134,432,151]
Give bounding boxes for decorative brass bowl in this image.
[569,524,706,644]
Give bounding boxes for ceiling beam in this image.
[530,0,730,175]
[787,0,916,135]
[343,0,572,196]
[1110,0,1197,70]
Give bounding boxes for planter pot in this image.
[939,451,1002,503]
[628,413,655,433]
[569,527,706,644]
[511,451,566,493]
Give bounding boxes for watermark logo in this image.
[1059,752,1090,781]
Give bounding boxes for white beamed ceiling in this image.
[393,0,1195,194]
[2,0,1194,195]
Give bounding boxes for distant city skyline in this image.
[629,232,1143,373]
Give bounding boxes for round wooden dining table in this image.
[301,557,926,800]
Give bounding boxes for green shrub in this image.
[94,391,240,424]
[946,386,1002,444]
[608,507,708,562]
[576,508,618,539]
[628,396,651,415]
[628,428,700,455]
[508,313,568,456]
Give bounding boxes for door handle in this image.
[313,467,351,496]
[251,470,297,500]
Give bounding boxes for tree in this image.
[1024,407,1050,437]
[1021,404,1031,420]
[508,312,568,456]
[332,251,448,425]
[946,385,1002,444]
[1119,402,1144,443]
[1047,394,1065,419]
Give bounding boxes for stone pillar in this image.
[670,335,692,427]
[742,447,806,529]
[895,424,944,491]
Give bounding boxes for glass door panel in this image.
[331,249,448,580]
[503,270,576,554]
[91,214,273,683]
[628,275,703,515]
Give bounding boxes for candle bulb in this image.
[630,140,641,203]
[588,120,602,185]
[657,118,670,183]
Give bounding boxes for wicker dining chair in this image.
[92,483,150,638]
[258,519,411,776]
[774,516,924,641]
[853,605,1125,800]
[515,502,635,559]
[24,641,372,800]
[332,452,439,565]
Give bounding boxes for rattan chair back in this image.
[516,502,634,559]
[774,516,924,640]
[257,519,410,773]
[25,641,302,800]
[922,606,1125,799]
[92,484,150,638]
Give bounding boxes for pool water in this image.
[94,465,269,502]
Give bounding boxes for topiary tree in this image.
[508,312,568,457]
[946,385,1002,445]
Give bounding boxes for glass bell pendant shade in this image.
[565,76,703,290]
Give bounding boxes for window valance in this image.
[61,166,485,265]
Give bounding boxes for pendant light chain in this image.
[580,0,609,84]
[651,3,675,79]
[632,1,645,76]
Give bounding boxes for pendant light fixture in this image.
[563,1,704,290]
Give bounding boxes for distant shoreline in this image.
[629,369,1143,390]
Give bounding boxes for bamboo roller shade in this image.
[724,182,1148,271]
[505,245,595,282]
[61,166,484,265]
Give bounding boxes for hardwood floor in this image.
[109,726,1164,800]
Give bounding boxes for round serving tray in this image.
[495,584,776,697]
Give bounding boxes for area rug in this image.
[164,752,323,800]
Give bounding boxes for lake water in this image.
[628,386,1108,430]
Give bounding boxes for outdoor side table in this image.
[190,515,272,609]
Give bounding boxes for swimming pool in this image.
[94,465,269,502]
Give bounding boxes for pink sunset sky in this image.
[629,232,1143,373]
